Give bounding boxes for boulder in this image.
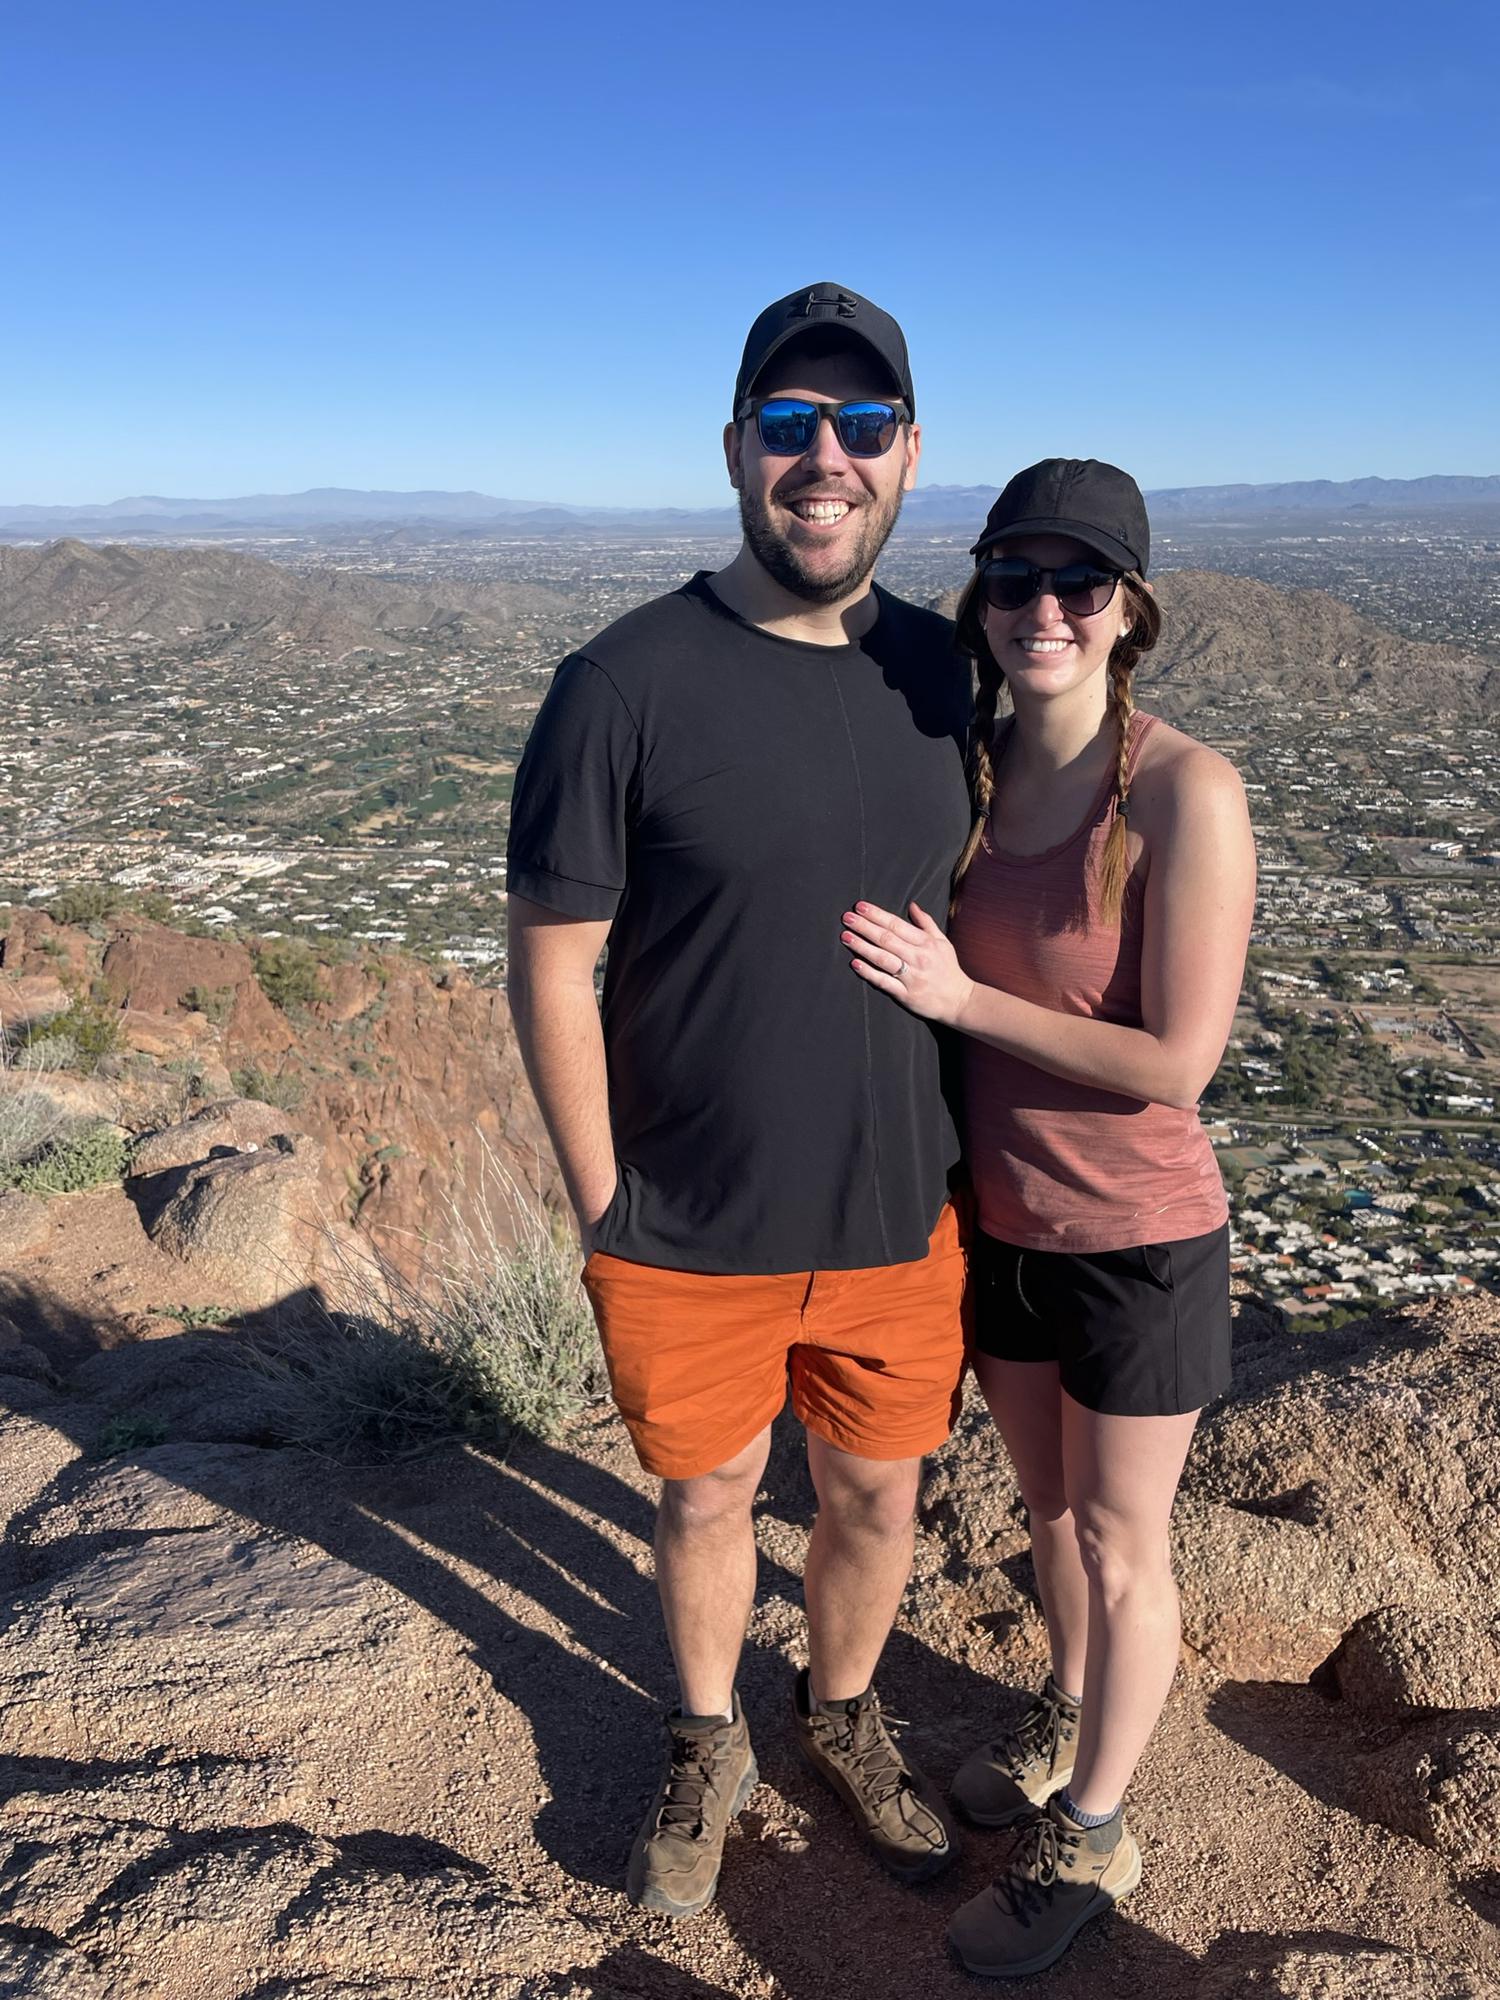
[1173,1498,1400,1682]
[100,924,294,1055]
[129,1097,306,1179]
[144,1132,325,1309]
[0,908,90,981]
[1345,1715,1500,1870]
[0,971,71,1033]
[1330,1606,1500,1713]
[0,1069,122,1124]
[118,1007,204,1058]
[1174,1298,1499,1680]
[0,1341,57,1385]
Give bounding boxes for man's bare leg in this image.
[654,1425,773,1715]
[803,1433,922,1700]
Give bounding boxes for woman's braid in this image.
[951,656,1003,912]
[1094,578,1159,923]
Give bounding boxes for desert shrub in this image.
[45,882,119,926]
[89,1412,169,1458]
[0,1088,68,1177]
[4,1121,128,1195]
[0,1050,72,1176]
[254,940,324,1014]
[183,984,235,1024]
[162,1058,211,1121]
[66,1002,123,1073]
[231,1064,306,1111]
[19,1001,121,1076]
[222,1148,603,1457]
[0,1034,75,1174]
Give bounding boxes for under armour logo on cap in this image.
[789,288,859,321]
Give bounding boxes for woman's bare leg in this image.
[1059,1392,1199,1813]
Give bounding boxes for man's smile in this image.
[781,492,857,527]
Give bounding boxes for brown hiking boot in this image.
[950,1675,1081,1827]
[792,1667,959,1882]
[626,1697,758,1918]
[947,1793,1141,1978]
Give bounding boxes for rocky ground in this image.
[0,1220,1495,1999]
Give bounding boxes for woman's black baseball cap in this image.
[734,282,915,418]
[970,458,1150,576]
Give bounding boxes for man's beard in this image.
[738,481,904,606]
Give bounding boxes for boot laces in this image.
[826,1698,916,1808]
[991,1812,1079,1923]
[992,1690,1065,1776]
[654,1728,723,1840]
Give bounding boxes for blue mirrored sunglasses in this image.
[738,396,906,459]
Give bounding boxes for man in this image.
[505,282,972,1916]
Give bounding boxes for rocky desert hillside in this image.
[0,913,1497,1997]
[0,906,557,1311]
[935,569,1500,715]
[0,539,578,656]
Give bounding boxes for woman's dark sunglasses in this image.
[979,558,1123,617]
[740,396,906,459]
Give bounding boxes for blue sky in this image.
[3,0,1497,507]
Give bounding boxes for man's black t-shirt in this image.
[506,571,973,1275]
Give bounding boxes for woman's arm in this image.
[841,746,1256,1112]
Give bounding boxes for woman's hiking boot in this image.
[792,1667,959,1882]
[947,1793,1141,1978]
[626,1696,758,1917]
[950,1676,1081,1827]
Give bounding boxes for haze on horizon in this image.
[3,0,1497,510]
[5,473,1500,533]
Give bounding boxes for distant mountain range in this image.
[3,474,1498,541]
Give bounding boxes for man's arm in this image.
[506,893,617,1253]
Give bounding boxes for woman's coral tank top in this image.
[950,712,1227,1252]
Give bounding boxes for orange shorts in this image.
[581,1202,966,1479]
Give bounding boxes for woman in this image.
[839,458,1255,1978]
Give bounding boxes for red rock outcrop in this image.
[99,925,293,1055]
[2,914,561,1280]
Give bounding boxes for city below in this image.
[4,494,1500,1329]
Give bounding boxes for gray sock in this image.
[1058,1788,1119,1829]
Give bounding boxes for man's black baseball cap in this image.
[734,282,915,419]
[970,458,1150,576]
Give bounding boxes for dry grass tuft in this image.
[0,1035,124,1190]
[223,1145,605,1458]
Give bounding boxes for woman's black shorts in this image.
[969,1222,1232,1417]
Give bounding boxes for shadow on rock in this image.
[519,1944,745,1998]
[0,1273,998,1945]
